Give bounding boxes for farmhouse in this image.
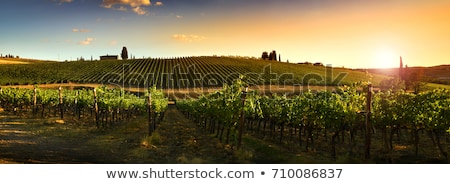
[100,55,118,60]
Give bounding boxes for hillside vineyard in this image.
[0,57,385,88]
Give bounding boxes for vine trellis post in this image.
[93,88,99,128]
[148,92,153,136]
[59,86,64,119]
[33,87,37,113]
[364,84,373,160]
[238,86,248,149]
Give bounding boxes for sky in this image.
[0,0,449,69]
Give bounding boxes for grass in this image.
[141,132,162,148]
[0,111,155,163]
[425,83,450,90]
[234,136,333,164]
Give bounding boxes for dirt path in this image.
[149,105,232,163]
[0,105,231,164]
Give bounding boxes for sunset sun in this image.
[374,48,397,68]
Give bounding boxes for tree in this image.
[261,51,269,60]
[262,50,278,61]
[406,68,426,94]
[379,78,405,92]
[121,46,128,60]
[269,50,277,61]
[399,56,404,80]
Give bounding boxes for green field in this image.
[0,56,389,88]
[426,83,450,90]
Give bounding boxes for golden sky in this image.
[201,0,450,68]
[1,0,449,68]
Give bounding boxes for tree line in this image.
[0,53,19,58]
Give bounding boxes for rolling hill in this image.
[0,56,393,88]
[362,65,450,85]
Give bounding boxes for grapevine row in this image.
[177,80,450,161]
[0,56,384,88]
[0,86,168,132]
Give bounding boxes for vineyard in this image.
[177,79,450,163]
[1,56,450,163]
[0,56,387,89]
[0,86,168,134]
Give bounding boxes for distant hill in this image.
[0,58,56,65]
[359,65,450,85]
[0,59,30,64]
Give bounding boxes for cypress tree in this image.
[121,47,128,60]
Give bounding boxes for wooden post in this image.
[446,134,450,164]
[59,86,64,119]
[74,91,78,117]
[148,92,153,136]
[93,88,99,128]
[237,87,248,149]
[365,84,373,160]
[33,87,37,113]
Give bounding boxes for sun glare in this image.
[374,48,397,68]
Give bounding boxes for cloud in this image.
[172,34,206,42]
[109,40,118,46]
[116,6,128,11]
[101,0,153,15]
[176,15,183,19]
[79,38,94,45]
[132,6,147,15]
[54,0,73,4]
[72,28,90,33]
[155,1,163,6]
